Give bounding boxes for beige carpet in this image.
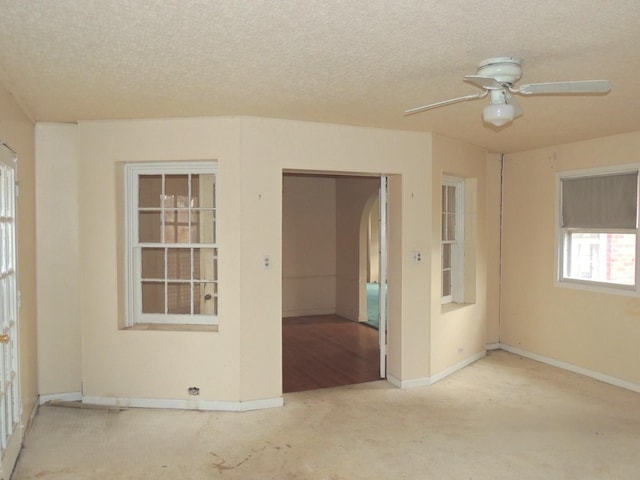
[12,351,640,479]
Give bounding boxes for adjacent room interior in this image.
[281,173,383,392]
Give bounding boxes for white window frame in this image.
[442,176,465,304]
[125,161,218,326]
[556,165,640,296]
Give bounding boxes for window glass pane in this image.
[447,213,456,241]
[442,270,451,297]
[193,210,215,244]
[190,174,200,207]
[441,213,446,240]
[165,175,189,202]
[141,248,165,279]
[142,281,165,314]
[139,211,162,243]
[139,175,162,208]
[167,282,192,314]
[447,186,456,213]
[199,174,216,209]
[163,211,190,244]
[565,232,636,286]
[190,211,200,243]
[177,208,189,223]
[163,194,175,208]
[195,282,217,315]
[442,244,451,269]
[441,185,447,212]
[194,248,216,281]
[167,248,192,280]
[194,282,218,315]
[177,225,190,243]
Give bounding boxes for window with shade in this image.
[558,167,639,292]
[125,162,218,325]
[442,176,465,303]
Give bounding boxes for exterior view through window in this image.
[559,168,639,291]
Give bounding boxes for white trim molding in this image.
[387,350,486,389]
[39,391,83,405]
[499,343,640,394]
[430,351,486,385]
[387,374,431,389]
[81,395,284,412]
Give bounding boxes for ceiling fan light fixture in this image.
[483,103,515,127]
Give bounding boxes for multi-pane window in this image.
[442,176,464,303]
[126,162,218,325]
[558,167,639,292]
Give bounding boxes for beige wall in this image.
[430,134,488,375]
[35,123,82,396]
[34,115,498,405]
[76,118,244,402]
[0,85,37,442]
[238,118,432,388]
[282,175,337,317]
[39,116,433,404]
[485,153,502,344]
[335,176,380,322]
[501,131,640,385]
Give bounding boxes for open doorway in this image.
[362,191,381,329]
[282,172,386,393]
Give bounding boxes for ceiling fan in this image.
[404,57,612,127]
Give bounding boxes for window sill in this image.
[122,323,219,332]
[555,279,638,297]
[441,302,473,314]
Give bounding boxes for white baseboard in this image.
[499,343,640,394]
[39,391,83,405]
[387,350,486,389]
[485,343,501,351]
[282,308,335,318]
[430,350,486,385]
[81,395,284,412]
[387,373,431,389]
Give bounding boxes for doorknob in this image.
[0,333,9,344]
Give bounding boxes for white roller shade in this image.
[561,171,638,229]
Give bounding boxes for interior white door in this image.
[378,176,388,378]
[0,143,21,480]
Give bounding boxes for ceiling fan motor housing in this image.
[477,57,522,85]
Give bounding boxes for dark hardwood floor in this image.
[282,314,381,393]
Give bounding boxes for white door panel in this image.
[379,177,388,378]
[0,143,21,480]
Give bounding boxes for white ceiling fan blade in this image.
[518,80,612,95]
[464,75,503,90]
[505,91,523,118]
[404,92,487,116]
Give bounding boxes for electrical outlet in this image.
[411,250,423,263]
[263,255,272,269]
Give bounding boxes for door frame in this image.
[281,169,393,390]
[0,141,22,480]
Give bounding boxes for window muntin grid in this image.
[127,164,218,325]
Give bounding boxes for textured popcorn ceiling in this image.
[0,0,639,152]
